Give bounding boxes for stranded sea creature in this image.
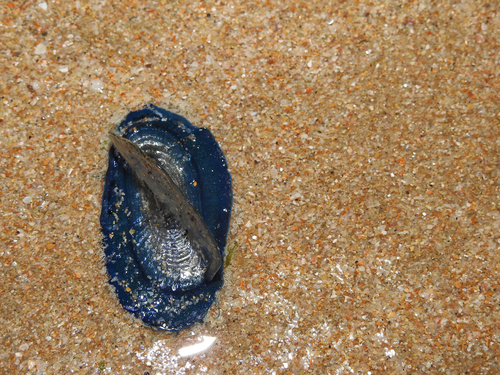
[100,104,232,331]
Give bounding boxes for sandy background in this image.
[1,0,499,374]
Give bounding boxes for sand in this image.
[1,0,499,374]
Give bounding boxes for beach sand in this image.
[1,1,499,373]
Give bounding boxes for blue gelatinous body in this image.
[100,104,232,331]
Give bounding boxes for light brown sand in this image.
[1,1,499,373]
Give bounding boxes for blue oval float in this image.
[100,104,232,331]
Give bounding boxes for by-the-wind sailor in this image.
[100,104,232,331]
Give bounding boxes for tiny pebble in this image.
[34,43,47,55]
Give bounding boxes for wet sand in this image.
[1,1,499,373]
